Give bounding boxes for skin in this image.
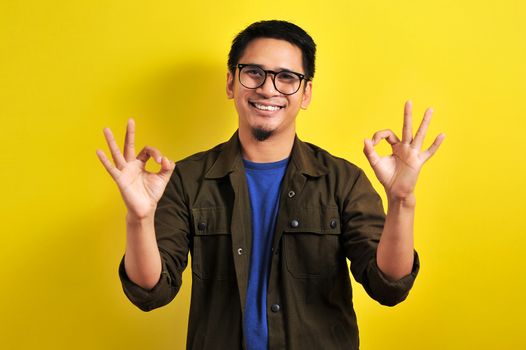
[97,38,444,289]
[226,38,312,163]
[364,101,445,279]
[96,121,174,288]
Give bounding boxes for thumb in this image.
[363,138,380,167]
[158,157,176,178]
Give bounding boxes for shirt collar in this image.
[205,130,328,179]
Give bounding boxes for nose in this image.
[256,73,278,96]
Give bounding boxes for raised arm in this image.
[363,101,445,280]
[96,119,175,289]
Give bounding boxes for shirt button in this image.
[271,304,281,313]
[290,219,299,228]
[330,219,338,229]
[197,222,207,231]
[237,248,244,255]
[288,190,296,198]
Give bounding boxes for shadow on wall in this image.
[112,60,238,160]
[0,62,237,349]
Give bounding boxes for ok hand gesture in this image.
[96,119,175,219]
[363,101,445,203]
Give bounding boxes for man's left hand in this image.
[363,100,445,203]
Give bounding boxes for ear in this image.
[300,80,313,109]
[226,71,235,99]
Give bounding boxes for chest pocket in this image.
[283,206,343,279]
[191,207,235,281]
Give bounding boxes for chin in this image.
[251,127,274,141]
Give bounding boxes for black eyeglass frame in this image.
[237,63,309,95]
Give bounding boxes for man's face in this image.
[226,38,312,141]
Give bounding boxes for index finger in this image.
[123,118,136,161]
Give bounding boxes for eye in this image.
[244,67,264,77]
[277,71,299,82]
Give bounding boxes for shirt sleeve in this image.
[118,255,179,311]
[118,167,191,311]
[340,167,419,306]
[362,250,420,306]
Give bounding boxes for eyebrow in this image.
[244,63,301,74]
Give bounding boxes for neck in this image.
[238,128,295,163]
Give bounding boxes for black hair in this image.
[228,20,316,80]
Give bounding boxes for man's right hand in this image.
[96,119,175,220]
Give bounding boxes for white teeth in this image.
[253,103,281,111]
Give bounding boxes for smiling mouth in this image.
[249,102,284,112]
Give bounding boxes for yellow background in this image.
[1,1,525,349]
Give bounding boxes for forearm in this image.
[124,213,162,290]
[376,194,416,281]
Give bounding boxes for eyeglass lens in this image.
[239,65,301,95]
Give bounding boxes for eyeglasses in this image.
[237,64,308,95]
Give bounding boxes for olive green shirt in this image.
[119,131,419,350]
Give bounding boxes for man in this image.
[97,20,444,350]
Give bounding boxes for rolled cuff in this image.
[364,250,420,306]
[118,255,179,311]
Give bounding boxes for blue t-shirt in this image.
[242,157,289,350]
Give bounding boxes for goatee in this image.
[251,127,273,141]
